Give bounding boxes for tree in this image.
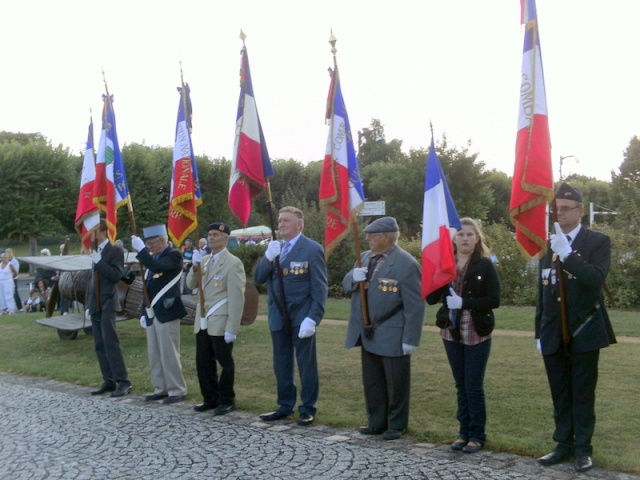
[610,136,640,231]
[485,169,512,225]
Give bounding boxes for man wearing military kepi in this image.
[536,183,616,473]
[186,222,246,415]
[343,216,425,441]
[131,224,188,405]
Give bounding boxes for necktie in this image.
[366,255,380,282]
[280,241,291,262]
[566,235,571,242]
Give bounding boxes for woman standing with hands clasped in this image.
[426,218,500,453]
[0,252,18,314]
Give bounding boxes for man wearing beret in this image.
[343,216,425,440]
[131,225,188,405]
[536,183,616,473]
[255,206,328,426]
[186,222,246,415]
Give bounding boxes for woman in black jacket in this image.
[426,217,500,453]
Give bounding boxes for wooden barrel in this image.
[58,270,91,305]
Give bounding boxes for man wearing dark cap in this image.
[536,183,616,473]
[131,225,188,405]
[186,222,246,415]
[342,216,425,440]
[255,206,328,426]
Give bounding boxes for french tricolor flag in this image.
[421,135,461,298]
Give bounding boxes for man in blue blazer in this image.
[131,224,188,405]
[255,206,328,426]
[535,183,616,473]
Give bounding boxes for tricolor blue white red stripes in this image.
[74,117,100,252]
[421,136,460,298]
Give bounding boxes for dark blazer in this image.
[254,235,328,331]
[137,246,187,323]
[426,251,500,337]
[535,227,616,355]
[87,242,125,315]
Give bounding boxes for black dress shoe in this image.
[193,403,217,412]
[110,383,132,398]
[537,450,572,466]
[382,429,406,441]
[91,383,116,395]
[214,404,236,416]
[259,410,291,421]
[145,393,169,401]
[163,395,186,405]
[575,456,594,472]
[450,440,468,451]
[358,426,385,435]
[462,441,483,453]
[297,413,314,426]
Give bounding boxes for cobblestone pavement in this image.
[1,373,637,480]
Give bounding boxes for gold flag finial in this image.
[101,68,110,96]
[329,29,337,55]
[240,29,246,44]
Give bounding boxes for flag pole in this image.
[180,62,206,319]
[550,199,570,354]
[328,32,372,336]
[102,69,151,310]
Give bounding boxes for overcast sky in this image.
[2,0,638,182]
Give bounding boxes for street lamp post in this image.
[558,155,577,182]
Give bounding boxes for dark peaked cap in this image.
[555,183,583,203]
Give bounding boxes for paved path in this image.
[1,373,637,480]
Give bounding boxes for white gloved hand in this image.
[265,241,281,261]
[224,331,237,344]
[139,316,148,329]
[536,338,542,354]
[298,317,316,338]
[85,309,91,321]
[402,343,417,355]
[446,288,463,310]
[352,267,368,282]
[550,222,572,261]
[192,249,202,266]
[91,252,101,264]
[131,235,145,252]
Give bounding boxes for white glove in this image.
[91,252,101,264]
[298,317,316,338]
[224,331,237,344]
[402,343,417,355]
[352,267,368,282]
[265,241,281,261]
[192,249,202,266]
[536,338,542,353]
[85,309,91,321]
[550,222,572,261]
[139,316,148,329]
[131,235,145,252]
[446,288,463,310]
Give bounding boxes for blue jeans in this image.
[443,338,491,443]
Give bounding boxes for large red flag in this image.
[168,83,202,247]
[74,117,100,252]
[228,43,273,226]
[509,0,554,259]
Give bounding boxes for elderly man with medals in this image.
[131,224,188,405]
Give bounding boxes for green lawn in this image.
[1,306,638,474]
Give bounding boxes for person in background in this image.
[535,183,616,473]
[426,217,500,453]
[57,243,70,315]
[0,252,18,314]
[34,248,56,288]
[87,220,132,398]
[35,279,51,308]
[4,248,23,312]
[24,288,46,312]
[132,224,188,405]
[254,206,328,427]
[199,238,211,255]
[181,239,195,295]
[343,216,425,441]
[186,222,246,416]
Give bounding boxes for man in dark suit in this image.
[343,216,425,441]
[131,225,188,405]
[535,183,616,473]
[254,206,328,426]
[88,220,131,398]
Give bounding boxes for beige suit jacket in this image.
[186,249,246,336]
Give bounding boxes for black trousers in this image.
[361,348,411,432]
[91,310,128,384]
[543,348,600,456]
[195,330,235,405]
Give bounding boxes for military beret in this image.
[142,224,167,239]
[206,222,231,235]
[555,183,583,203]
[364,216,399,234]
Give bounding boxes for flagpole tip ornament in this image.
[328,31,337,55]
[239,30,246,42]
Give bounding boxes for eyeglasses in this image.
[555,206,581,214]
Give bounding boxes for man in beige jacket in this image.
[186,222,246,415]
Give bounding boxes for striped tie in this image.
[280,241,291,262]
